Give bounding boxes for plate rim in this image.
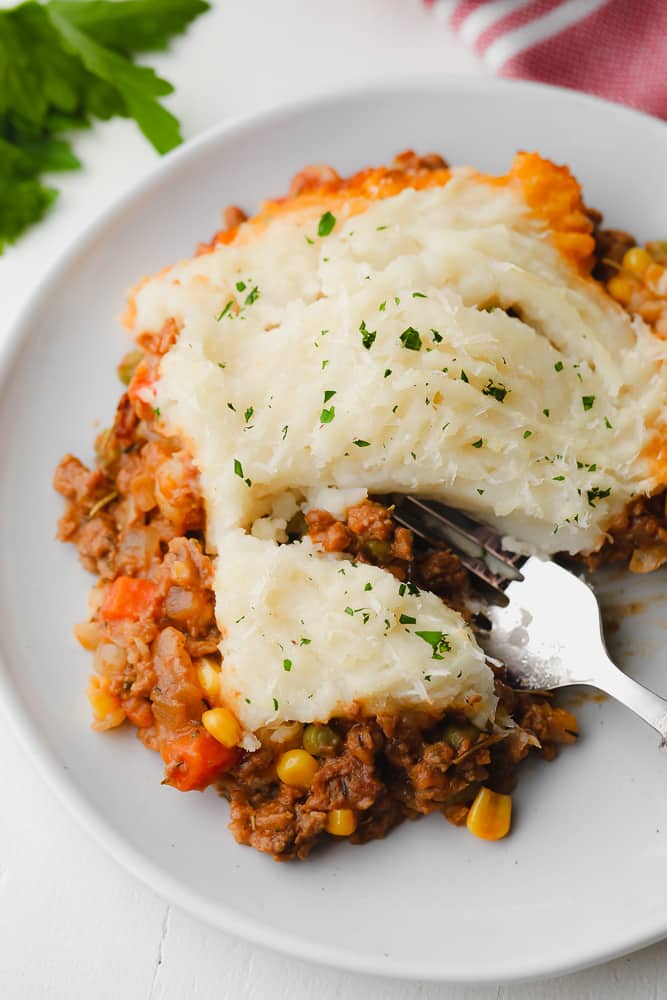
[1,73,666,984]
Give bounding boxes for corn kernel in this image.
[87,675,125,730]
[197,659,221,703]
[622,246,653,279]
[607,274,638,306]
[326,809,357,836]
[171,559,191,584]
[202,707,242,748]
[466,787,512,841]
[276,748,319,789]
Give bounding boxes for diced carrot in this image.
[161,728,240,791]
[101,576,157,622]
[127,360,158,420]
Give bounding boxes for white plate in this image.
[1,77,667,984]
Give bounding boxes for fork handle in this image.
[593,656,667,746]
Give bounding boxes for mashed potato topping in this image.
[129,154,667,731]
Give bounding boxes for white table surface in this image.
[2,1,667,996]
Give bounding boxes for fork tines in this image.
[390,495,525,599]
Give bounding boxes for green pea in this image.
[117,349,144,386]
[442,722,478,753]
[303,723,340,755]
[365,538,391,563]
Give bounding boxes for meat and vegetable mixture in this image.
[54,152,667,860]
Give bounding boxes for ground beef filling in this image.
[53,376,579,860]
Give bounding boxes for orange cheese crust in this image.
[124,149,596,327]
[206,149,595,275]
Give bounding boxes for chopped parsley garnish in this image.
[244,286,260,306]
[543,408,550,418]
[587,486,611,508]
[523,430,532,439]
[431,329,443,343]
[376,225,388,231]
[233,459,244,478]
[554,361,564,372]
[273,698,279,711]
[320,406,335,423]
[235,280,246,292]
[471,438,483,448]
[344,606,354,616]
[359,320,376,350]
[460,370,469,383]
[299,637,311,646]
[399,614,416,625]
[323,389,336,403]
[281,425,288,440]
[353,439,370,448]
[216,300,234,321]
[217,362,226,369]
[412,291,427,299]
[153,407,161,417]
[321,359,329,370]
[227,402,236,412]
[482,379,509,403]
[384,368,392,378]
[553,475,565,481]
[415,630,451,660]
[400,326,422,351]
[244,406,254,423]
[283,659,292,672]
[582,395,595,411]
[605,417,613,429]
[317,211,336,237]
[394,296,400,305]
[364,582,373,591]
[379,301,387,312]
[477,488,485,495]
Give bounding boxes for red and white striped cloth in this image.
[427,0,667,120]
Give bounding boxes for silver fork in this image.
[391,495,667,746]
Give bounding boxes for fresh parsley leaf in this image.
[587,486,611,508]
[482,379,509,403]
[0,0,209,251]
[47,11,184,154]
[582,395,595,411]
[48,0,209,54]
[399,326,422,351]
[216,300,234,321]
[283,659,292,672]
[353,439,370,448]
[359,320,376,350]
[320,406,335,424]
[415,630,451,660]
[317,211,335,237]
